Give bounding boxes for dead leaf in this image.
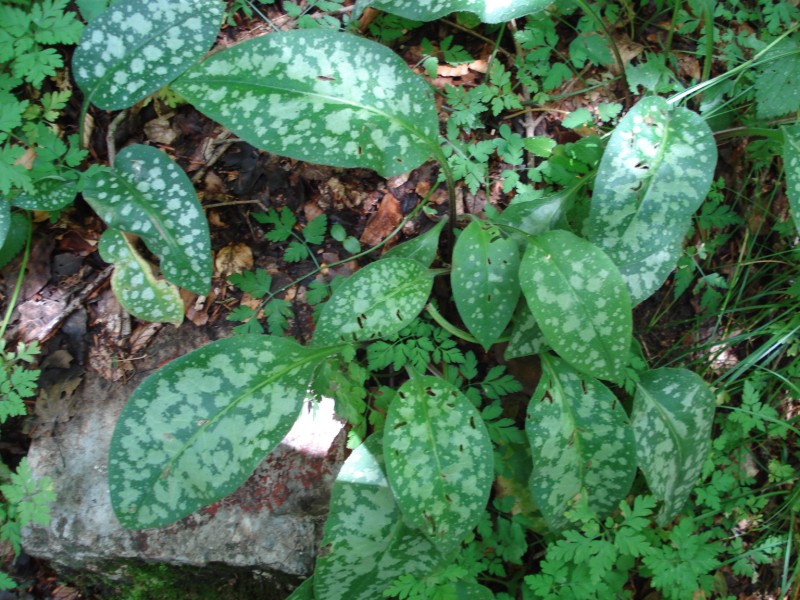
[30,375,82,438]
[676,52,701,80]
[360,193,402,247]
[143,113,177,145]
[215,243,253,276]
[15,147,36,170]
[204,170,225,194]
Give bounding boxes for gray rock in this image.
[22,325,345,580]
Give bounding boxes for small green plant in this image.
[52,0,800,597]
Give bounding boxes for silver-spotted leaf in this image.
[382,217,446,267]
[315,435,442,600]
[312,258,433,346]
[519,230,632,383]
[12,177,77,212]
[287,577,315,600]
[109,335,338,528]
[83,145,211,295]
[0,212,30,269]
[0,201,8,249]
[631,368,715,525]
[99,228,184,326]
[526,356,636,531]
[783,125,800,235]
[173,30,438,177]
[494,187,576,237]
[504,304,547,360]
[72,0,224,110]
[359,0,552,23]
[384,376,493,554]
[455,582,495,599]
[588,97,717,304]
[452,220,520,349]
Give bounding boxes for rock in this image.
[22,326,346,582]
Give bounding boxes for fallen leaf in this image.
[360,193,402,247]
[215,243,253,276]
[143,113,177,145]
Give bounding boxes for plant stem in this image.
[425,303,479,344]
[0,215,32,341]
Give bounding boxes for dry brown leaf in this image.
[143,113,177,145]
[215,243,253,276]
[360,193,402,247]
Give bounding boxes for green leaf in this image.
[0,200,8,249]
[360,0,552,23]
[315,435,442,600]
[562,108,593,129]
[782,125,800,235]
[451,220,520,349]
[82,144,212,295]
[0,212,30,269]
[504,304,548,360]
[228,268,272,298]
[173,30,439,178]
[384,376,493,554]
[287,577,315,600]
[0,145,33,196]
[526,356,636,531]
[72,0,224,110]
[76,0,112,22]
[519,229,632,383]
[303,214,327,245]
[493,186,577,237]
[12,176,77,211]
[755,39,800,119]
[588,96,717,304]
[631,368,715,525]
[312,258,433,346]
[99,229,184,326]
[382,217,446,267]
[108,335,339,528]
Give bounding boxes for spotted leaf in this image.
[504,304,548,360]
[315,435,442,600]
[109,335,340,529]
[312,258,433,346]
[455,582,495,599]
[12,177,77,212]
[358,0,551,23]
[631,368,715,525]
[782,125,800,235]
[383,217,446,267]
[0,201,8,249]
[526,356,636,531]
[72,0,224,110]
[519,229,632,383]
[493,186,577,237]
[83,145,211,295]
[452,220,520,349]
[588,97,717,304]
[384,376,493,555]
[99,228,184,326]
[0,212,30,269]
[172,30,439,178]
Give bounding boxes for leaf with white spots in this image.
[588,97,717,304]
[455,582,496,598]
[173,30,439,178]
[519,230,632,383]
[109,335,341,529]
[315,435,443,600]
[526,356,636,531]
[12,177,78,212]
[0,201,8,249]
[83,145,211,295]
[782,125,800,235]
[72,0,224,110]
[312,258,433,346]
[631,368,715,525]
[504,304,548,360]
[452,220,520,349]
[99,228,184,326]
[384,376,494,555]
[493,186,577,237]
[383,217,446,267]
[358,0,552,23]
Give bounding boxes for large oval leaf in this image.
[384,376,493,554]
[526,356,636,531]
[783,125,800,235]
[12,177,77,212]
[72,0,224,110]
[452,220,520,349]
[312,258,433,346]
[631,368,715,525]
[109,335,339,528]
[172,30,439,177]
[587,97,717,304]
[359,0,552,23]
[519,230,632,383]
[99,228,184,326]
[315,436,442,600]
[83,145,211,295]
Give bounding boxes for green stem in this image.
[571,0,629,99]
[714,127,785,143]
[78,96,91,150]
[0,215,32,341]
[425,303,479,344]
[700,0,714,85]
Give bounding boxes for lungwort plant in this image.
[66,0,800,597]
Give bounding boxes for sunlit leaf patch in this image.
[359,0,552,23]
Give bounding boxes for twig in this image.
[106,110,128,167]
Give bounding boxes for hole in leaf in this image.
[317,75,336,81]
[486,294,492,302]
[357,146,363,155]
[356,314,367,329]
[425,387,436,396]
[318,543,333,557]
[395,310,403,320]
[486,257,492,265]
[444,493,453,503]
[393,420,407,429]
[580,380,587,394]
[459,444,464,452]
[469,415,476,429]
